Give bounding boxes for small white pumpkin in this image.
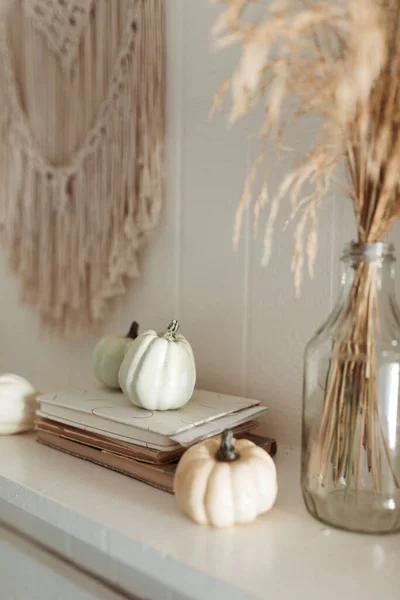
[0,374,37,434]
[174,430,277,528]
[93,321,139,389]
[119,320,196,410]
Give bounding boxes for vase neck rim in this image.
[342,242,395,264]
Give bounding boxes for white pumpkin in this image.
[118,320,196,410]
[93,322,139,389]
[0,374,37,434]
[174,430,277,528]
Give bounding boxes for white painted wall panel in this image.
[179,1,251,395]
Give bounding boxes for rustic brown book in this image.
[36,429,277,494]
[35,417,259,464]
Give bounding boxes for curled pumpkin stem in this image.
[164,320,179,341]
[216,430,240,462]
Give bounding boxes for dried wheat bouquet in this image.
[212,0,400,491]
[212,0,400,291]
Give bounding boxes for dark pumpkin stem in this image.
[215,430,240,462]
[126,321,139,339]
[164,319,179,341]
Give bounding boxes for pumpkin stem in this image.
[164,319,179,341]
[215,430,240,462]
[126,321,139,339]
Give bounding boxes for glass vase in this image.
[302,242,400,533]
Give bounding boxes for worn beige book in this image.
[36,430,277,494]
[37,431,176,493]
[37,388,268,449]
[35,417,258,465]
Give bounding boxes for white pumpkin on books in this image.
[119,320,196,411]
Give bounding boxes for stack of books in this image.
[35,388,276,493]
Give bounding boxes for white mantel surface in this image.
[0,434,399,600]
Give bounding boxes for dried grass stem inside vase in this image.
[316,247,400,493]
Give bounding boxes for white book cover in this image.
[37,388,267,449]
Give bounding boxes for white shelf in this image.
[0,433,398,600]
[0,525,126,600]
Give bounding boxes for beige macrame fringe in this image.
[0,0,165,337]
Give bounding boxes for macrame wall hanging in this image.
[0,0,165,337]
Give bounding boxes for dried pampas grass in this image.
[212,0,400,494]
[211,0,400,293]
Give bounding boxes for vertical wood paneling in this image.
[178,0,251,395]
[244,115,335,444]
[0,251,96,390]
[331,187,357,299]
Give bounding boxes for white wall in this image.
[1,1,398,445]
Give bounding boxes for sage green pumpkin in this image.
[93,322,139,389]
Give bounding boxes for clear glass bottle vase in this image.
[302,242,400,533]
